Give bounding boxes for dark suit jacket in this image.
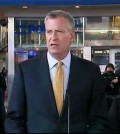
[109,96,120,133]
[5,53,109,133]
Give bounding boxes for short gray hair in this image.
[44,10,75,30]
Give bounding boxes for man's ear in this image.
[70,31,75,43]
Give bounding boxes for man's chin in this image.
[49,51,62,59]
[49,50,60,55]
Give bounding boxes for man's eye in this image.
[57,30,63,33]
[46,31,51,33]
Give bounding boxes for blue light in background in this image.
[28,50,37,58]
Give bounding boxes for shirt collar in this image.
[47,51,71,69]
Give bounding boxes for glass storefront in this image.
[14,17,83,48]
[14,16,120,66]
[85,16,120,40]
[14,17,84,64]
[92,49,110,73]
[15,18,46,47]
[14,16,120,48]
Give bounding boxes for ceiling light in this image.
[22,6,28,9]
[75,6,80,9]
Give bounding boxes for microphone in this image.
[67,93,70,134]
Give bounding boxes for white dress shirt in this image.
[47,51,71,98]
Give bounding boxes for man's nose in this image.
[51,32,58,40]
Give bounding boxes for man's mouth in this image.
[51,44,58,46]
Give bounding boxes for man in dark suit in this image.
[5,10,109,133]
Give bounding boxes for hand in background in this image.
[111,78,118,83]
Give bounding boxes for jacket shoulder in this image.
[19,53,45,66]
[72,54,99,69]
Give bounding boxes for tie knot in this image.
[58,61,62,67]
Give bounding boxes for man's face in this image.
[2,70,7,77]
[45,16,75,60]
[107,67,114,72]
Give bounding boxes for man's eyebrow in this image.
[46,29,65,31]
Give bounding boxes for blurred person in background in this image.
[102,63,120,109]
[0,67,8,102]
